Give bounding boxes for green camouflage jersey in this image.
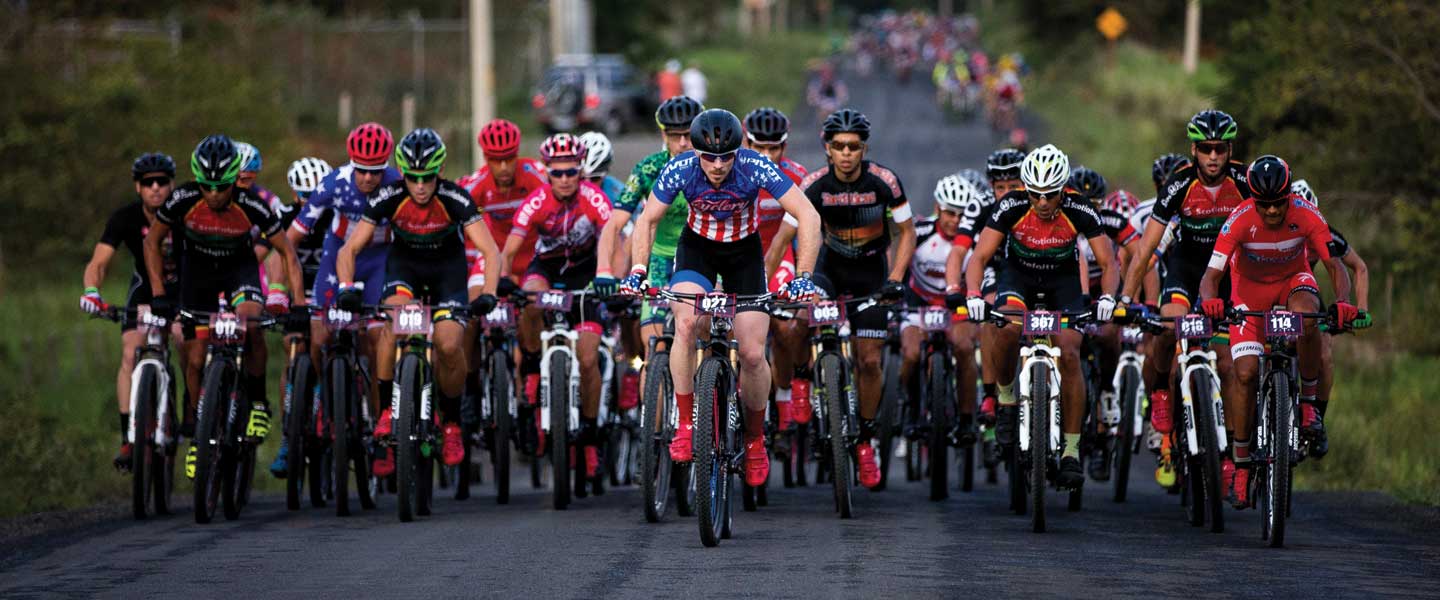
[618,150,688,257]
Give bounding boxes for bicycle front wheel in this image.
[876,349,902,491]
[640,351,674,522]
[285,352,313,511]
[1193,373,1225,533]
[820,353,853,519]
[192,360,230,524]
[489,350,513,505]
[1029,362,1049,533]
[550,353,572,510]
[131,365,157,520]
[694,356,733,547]
[928,352,951,502]
[1113,365,1140,503]
[330,356,354,516]
[396,353,423,522]
[1264,371,1293,548]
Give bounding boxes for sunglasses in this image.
[354,166,387,176]
[828,141,865,152]
[664,130,690,139]
[404,173,437,183]
[139,176,171,188]
[1254,197,1288,209]
[1196,142,1230,156]
[698,151,736,163]
[549,167,582,178]
[1027,189,1061,200]
[201,182,233,193]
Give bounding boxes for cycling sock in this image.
[1062,433,1081,459]
[775,386,791,404]
[859,418,877,440]
[1300,378,1318,403]
[118,411,129,443]
[745,408,766,441]
[521,350,541,376]
[1233,438,1252,463]
[580,417,599,444]
[676,392,694,425]
[378,379,393,413]
[439,391,460,425]
[1317,399,1329,419]
[998,382,1016,406]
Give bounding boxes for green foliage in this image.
[680,31,831,116]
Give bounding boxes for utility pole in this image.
[470,0,495,173]
[1183,0,1200,74]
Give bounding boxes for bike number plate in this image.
[209,312,245,342]
[324,307,356,330]
[1264,310,1302,339]
[392,303,431,335]
[1023,310,1061,336]
[810,301,844,326]
[484,301,515,328]
[1176,314,1213,340]
[539,290,573,312]
[699,293,736,318]
[920,307,951,332]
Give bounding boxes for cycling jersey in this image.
[1080,207,1139,283]
[798,160,912,259]
[457,158,547,271]
[100,200,179,330]
[985,190,1104,275]
[652,149,794,243]
[618,150,689,257]
[758,156,808,254]
[593,174,626,205]
[1150,161,1251,259]
[274,202,330,297]
[157,183,282,261]
[906,217,953,304]
[294,164,401,307]
[510,181,612,264]
[1210,198,1332,284]
[362,179,483,259]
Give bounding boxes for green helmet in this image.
[395,128,447,176]
[1186,109,1238,142]
[190,134,243,187]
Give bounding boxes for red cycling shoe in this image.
[585,446,599,478]
[1149,389,1173,434]
[744,436,769,487]
[441,422,465,466]
[524,373,541,406]
[373,448,395,477]
[374,407,393,438]
[978,395,997,426]
[670,421,694,462]
[856,441,881,489]
[790,378,812,424]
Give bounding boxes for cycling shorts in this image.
[177,256,263,339]
[523,254,603,334]
[813,247,888,339]
[1228,271,1320,360]
[1161,250,1229,309]
[672,229,767,312]
[121,272,180,333]
[314,239,389,308]
[641,252,676,326]
[995,266,1085,313]
[382,251,468,317]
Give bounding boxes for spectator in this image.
[657,58,682,102]
[681,62,708,104]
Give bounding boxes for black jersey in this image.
[362,179,482,259]
[156,183,282,262]
[799,160,911,259]
[99,200,179,288]
[986,190,1105,275]
[1150,161,1251,259]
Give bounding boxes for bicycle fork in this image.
[1112,350,1145,438]
[539,328,580,435]
[1017,343,1062,454]
[128,357,173,447]
[1178,348,1227,457]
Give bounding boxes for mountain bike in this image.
[602,326,641,491]
[528,289,600,510]
[96,305,178,520]
[636,302,696,522]
[873,304,906,491]
[1108,314,1147,503]
[318,305,378,516]
[912,306,958,501]
[279,310,324,511]
[803,293,887,520]
[384,301,467,522]
[473,299,519,504]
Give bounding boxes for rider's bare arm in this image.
[766,221,796,278]
[965,228,1003,293]
[1342,250,1370,310]
[1089,236,1121,297]
[597,209,631,277]
[265,231,305,305]
[775,186,820,274]
[335,221,374,286]
[1123,218,1169,299]
[142,221,171,297]
[83,242,118,290]
[463,220,501,295]
[888,216,917,282]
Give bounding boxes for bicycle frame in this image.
[1112,326,1145,440]
[536,291,585,436]
[127,312,176,449]
[1175,328,1227,459]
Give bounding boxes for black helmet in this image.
[1246,155,1292,201]
[655,95,704,130]
[985,148,1026,180]
[689,109,744,154]
[395,128,448,176]
[744,107,791,143]
[132,152,176,180]
[1068,166,1107,200]
[1151,153,1188,190]
[190,135,242,186]
[1187,109,1238,142]
[821,108,870,142]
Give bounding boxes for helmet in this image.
[1020,144,1070,193]
[132,152,176,180]
[190,134,242,186]
[577,131,614,177]
[821,108,871,142]
[1067,166,1107,200]
[956,168,992,195]
[1291,178,1318,206]
[934,174,982,214]
[1103,189,1140,219]
[394,128,447,177]
[655,95,704,130]
[1246,155,1291,201]
[235,142,262,173]
[1151,152,1188,189]
[1186,109,1238,142]
[539,133,588,163]
[743,107,790,144]
[689,109,744,154]
[985,148,1026,181]
[287,157,333,195]
[478,118,522,159]
[347,122,395,168]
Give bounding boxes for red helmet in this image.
[478,119,522,159]
[538,133,587,164]
[346,122,394,168]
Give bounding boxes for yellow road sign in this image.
[1097,7,1128,41]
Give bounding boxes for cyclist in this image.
[620,108,821,489]
[745,106,810,432]
[81,152,182,470]
[458,119,549,298]
[267,157,334,478]
[142,135,307,478]
[954,144,1119,489]
[499,133,614,488]
[335,128,502,474]
[578,131,626,203]
[768,108,917,490]
[901,174,984,448]
[1199,155,1355,508]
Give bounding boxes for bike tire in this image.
[640,351,674,522]
[1113,366,1139,503]
[1194,373,1225,533]
[396,353,422,522]
[876,350,902,491]
[155,370,178,516]
[489,351,513,505]
[285,353,312,511]
[131,366,156,520]
[820,354,853,519]
[928,352,951,501]
[694,357,730,546]
[1266,372,1292,548]
[962,441,975,493]
[192,360,229,524]
[550,354,571,510]
[331,356,353,516]
[1030,363,1049,533]
[229,443,257,519]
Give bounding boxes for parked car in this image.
[532,54,655,137]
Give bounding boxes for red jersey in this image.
[457,157,548,271]
[1209,198,1332,284]
[758,156,808,255]
[510,181,612,263]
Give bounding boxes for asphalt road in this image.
[4,69,1439,599]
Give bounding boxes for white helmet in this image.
[934,174,982,214]
[234,142,261,173]
[1290,178,1317,206]
[287,157,333,195]
[577,131,614,178]
[1020,144,1070,193]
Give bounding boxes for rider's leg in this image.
[118,329,142,424]
[1058,329,1086,456]
[853,337,885,422]
[735,312,772,434]
[577,331,602,421]
[900,325,923,390]
[948,321,978,417]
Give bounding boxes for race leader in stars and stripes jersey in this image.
[650,148,795,243]
[985,189,1106,275]
[292,162,402,247]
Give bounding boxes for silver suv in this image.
[532,54,654,136]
